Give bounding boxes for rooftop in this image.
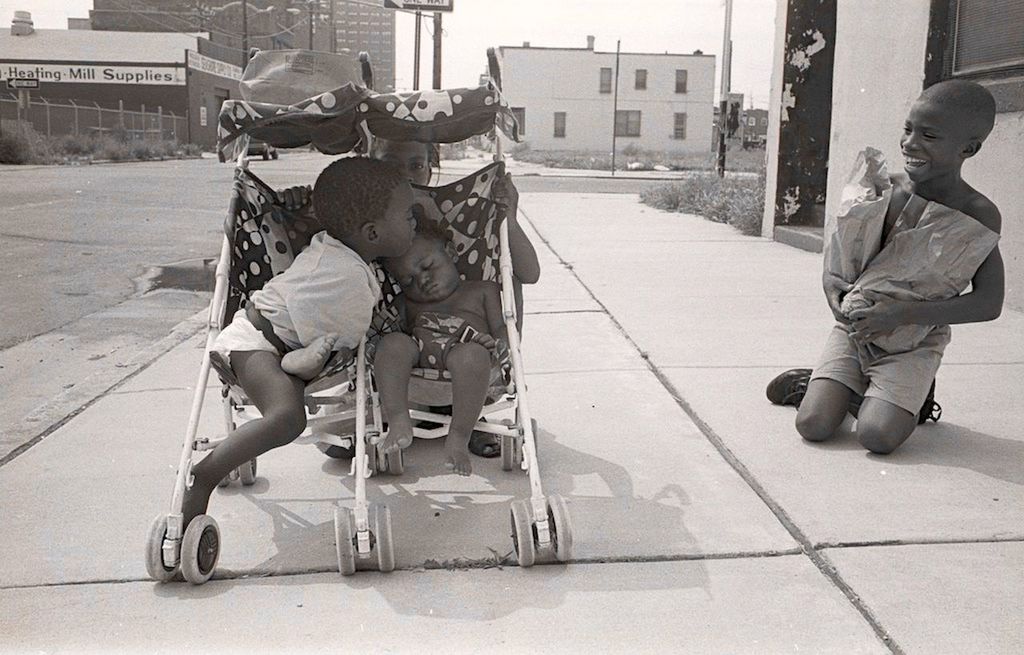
[0,28,202,64]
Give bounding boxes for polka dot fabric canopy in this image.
[217,82,520,161]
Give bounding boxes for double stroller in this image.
[145,49,572,584]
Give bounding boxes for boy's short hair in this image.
[312,157,406,239]
[919,79,996,141]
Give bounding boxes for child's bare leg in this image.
[281,334,338,381]
[181,350,307,526]
[855,398,917,455]
[374,333,420,453]
[796,378,854,443]
[444,342,491,476]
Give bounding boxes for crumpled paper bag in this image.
[840,196,999,353]
[824,147,890,285]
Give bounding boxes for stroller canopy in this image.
[218,81,521,158]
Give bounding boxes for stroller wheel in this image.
[144,515,179,582]
[239,458,258,486]
[384,449,404,476]
[372,504,395,572]
[334,507,356,576]
[546,495,573,562]
[180,515,220,585]
[500,432,521,472]
[509,500,536,568]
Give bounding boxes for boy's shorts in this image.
[810,323,951,414]
[210,308,281,361]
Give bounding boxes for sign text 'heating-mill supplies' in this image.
[0,64,185,85]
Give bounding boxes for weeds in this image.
[641,172,766,236]
[0,122,202,165]
[512,145,766,173]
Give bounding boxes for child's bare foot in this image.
[281,334,337,381]
[444,433,472,476]
[377,412,414,453]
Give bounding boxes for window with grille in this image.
[673,112,687,139]
[600,67,613,93]
[615,110,641,137]
[511,107,526,135]
[635,69,647,90]
[675,69,688,93]
[553,112,566,138]
[949,0,1024,76]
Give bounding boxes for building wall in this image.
[498,47,714,153]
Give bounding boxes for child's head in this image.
[312,157,415,258]
[370,138,438,186]
[902,80,996,182]
[383,220,460,304]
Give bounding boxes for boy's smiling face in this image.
[900,98,980,183]
[385,236,460,304]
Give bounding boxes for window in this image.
[600,67,613,93]
[748,116,756,126]
[948,0,1024,76]
[615,110,641,137]
[762,117,768,125]
[511,107,526,135]
[675,69,688,93]
[635,69,647,90]
[672,112,686,140]
[553,111,566,138]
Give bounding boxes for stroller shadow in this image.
[182,424,713,618]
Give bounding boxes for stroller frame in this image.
[145,49,571,585]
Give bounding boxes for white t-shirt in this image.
[251,231,379,351]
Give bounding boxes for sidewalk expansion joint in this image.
[521,204,905,655]
[815,535,1024,550]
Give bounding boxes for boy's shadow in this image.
[879,421,1024,487]
[195,425,712,618]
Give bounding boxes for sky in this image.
[2,0,776,107]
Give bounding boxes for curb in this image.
[0,308,209,466]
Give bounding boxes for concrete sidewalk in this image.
[1,192,1021,654]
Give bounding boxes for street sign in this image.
[6,77,39,89]
[383,0,453,11]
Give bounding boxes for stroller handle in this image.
[486,48,502,91]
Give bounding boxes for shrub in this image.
[0,122,55,164]
[640,172,766,236]
[621,142,644,157]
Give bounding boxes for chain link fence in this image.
[0,94,186,142]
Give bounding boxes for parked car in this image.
[247,139,279,160]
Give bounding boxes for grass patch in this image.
[640,172,766,236]
[511,144,766,173]
[0,122,203,165]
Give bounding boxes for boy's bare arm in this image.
[849,200,1004,335]
[495,174,541,284]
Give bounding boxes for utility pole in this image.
[241,0,249,66]
[432,12,442,89]
[329,0,336,53]
[308,1,315,50]
[610,39,621,176]
[716,0,734,177]
[413,11,422,90]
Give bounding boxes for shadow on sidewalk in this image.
[149,425,712,613]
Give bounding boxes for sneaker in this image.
[917,380,942,425]
[766,368,812,407]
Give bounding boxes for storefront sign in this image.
[187,51,242,81]
[0,63,185,85]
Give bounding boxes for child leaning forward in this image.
[180,158,416,529]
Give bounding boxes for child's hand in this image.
[847,289,907,343]
[280,185,312,211]
[493,173,519,213]
[823,272,853,324]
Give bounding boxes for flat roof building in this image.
[497,39,715,153]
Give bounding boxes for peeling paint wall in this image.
[771,0,836,228]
